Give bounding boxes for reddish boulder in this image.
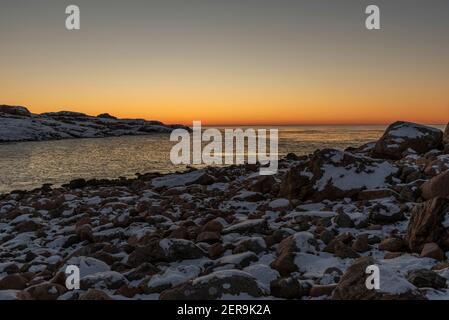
[406,198,449,252]
[421,170,449,200]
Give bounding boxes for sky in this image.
[0,0,448,125]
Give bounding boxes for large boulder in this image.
[332,257,423,300]
[421,170,449,200]
[280,149,398,201]
[372,121,443,160]
[159,270,267,300]
[406,197,449,252]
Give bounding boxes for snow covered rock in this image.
[127,238,205,266]
[159,270,268,300]
[0,105,31,117]
[280,149,398,201]
[372,121,443,160]
[332,257,423,300]
[0,105,188,142]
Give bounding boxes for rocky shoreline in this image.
[0,105,189,143]
[0,120,449,300]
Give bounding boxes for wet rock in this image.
[159,270,267,300]
[372,121,443,160]
[406,269,447,289]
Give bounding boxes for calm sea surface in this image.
[0,125,445,193]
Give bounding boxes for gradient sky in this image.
[1,0,448,125]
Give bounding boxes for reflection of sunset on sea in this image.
[1,0,448,125]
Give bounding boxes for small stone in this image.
[420,242,445,261]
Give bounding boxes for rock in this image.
[280,149,398,201]
[406,269,447,289]
[0,105,31,117]
[208,243,225,259]
[384,252,404,259]
[421,170,449,200]
[96,113,117,119]
[406,197,449,252]
[233,237,266,254]
[352,234,371,253]
[213,252,259,269]
[332,257,422,300]
[202,219,224,233]
[25,282,67,300]
[309,284,338,297]
[270,277,311,299]
[80,271,127,290]
[222,219,268,235]
[0,290,33,300]
[68,179,87,189]
[271,252,297,277]
[332,241,360,259]
[358,189,399,201]
[334,212,354,228]
[372,121,443,160]
[78,289,113,300]
[14,220,42,233]
[248,175,277,194]
[444,122,449,145]
[75,224,94,242]
[127,238,205,266]
[196,231,221,244]
[159,238,205,261]
[420,243,445,261]
[319,230,335,245]
[0,274,28,290]
[378,237,406,252]
[159,270,267,300]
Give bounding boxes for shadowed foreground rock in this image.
[159,270,267,300]
[406,197,449,253]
